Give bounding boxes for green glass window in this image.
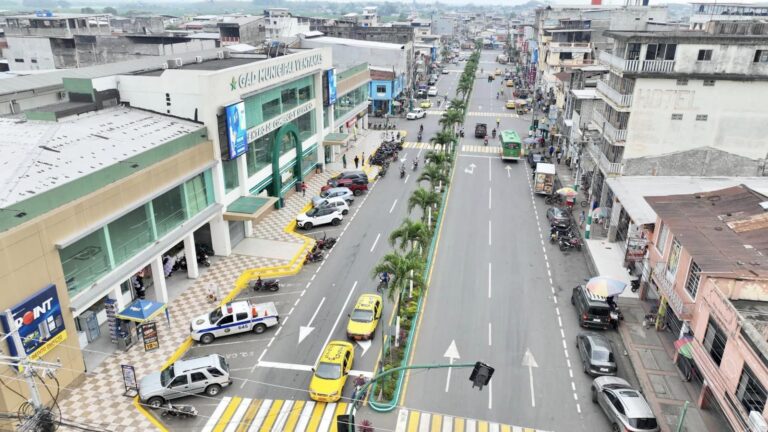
[280,132,297,155]
[281,88,298,111]
[60,229,110,296]
[153,186,185,238]
[298,85,312,104]
[247,132,273,177]
[222,158,240,193]
[108,206,153,266]
[261,98,281,122]
[185,172,211,216]
[323,105,330,128]
[302,147,318,174]
[335,84,369,121]
[293,110,316,142]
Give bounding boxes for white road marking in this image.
[405,174,410,183]
[267,337,274,348]
[488,157,492,182]
[488,322,492,346]
[315,281,358,365]
[558,316,563,327]
[389,199,398,214]
[370,233,381,253]
[489,379,493,410]
[310,274,316,281]
[298,296,325,344]
[488,187,492,209]
[306,282,312,289]
[257,361,312,372]
[488,220,492,246]
[294,298,301,307]
[488,262,492,299]
[560,328,565,338]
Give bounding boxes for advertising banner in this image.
[225,101,248,160]
[140,321,159,352]
[121,364,138,396]
[326,69,337,106]
[0,284,67,361]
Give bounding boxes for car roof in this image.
[320,341,353,363]
[355,294,382,310]
[173,354,221,372]
[325,187,351,194]
[616,389,655,418]
[578,285,610,304]
[585,334,612,351]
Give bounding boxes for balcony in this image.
[592,110,628,144]
[549,41,592,53]
[4,26,112,38]
[599,51,675,74]
[599,152,624,176]
[652,262,693,319]
[596,80,633,108]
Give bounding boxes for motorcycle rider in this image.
[400,164,406,178]
[413,158,419,170]
[492,128,497,138]
[484,135,489,146]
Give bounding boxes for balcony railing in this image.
[4,26,112,38]
[652,262,693,319]
[592,110,628,143]
[596,80,633,107]
[598,51,675,74]
[599,152,624,176]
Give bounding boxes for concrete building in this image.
[689,2,768,30]
[310,24,414,45]
[646,185,768,431]
[360,7,379,28]
[369,66,405,116]
[432,13,459,37]
[263,8,310,40]
[218,16,266,46]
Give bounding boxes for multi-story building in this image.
[360,7,379,28]
[583,20,768,242]
[645,185,768,432]
[309,24,414,45]
[263,8,310,40]
[689,2,768,30]
[218,16,266,46]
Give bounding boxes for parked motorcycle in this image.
[316,233,337,250]
[305,250,324,263]
[559,235,582,251]
[161,403,198,419]
[550,226,574,244]
[630,279,641,293]
[250,276,280,292]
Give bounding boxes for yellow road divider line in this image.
[306,402,326,431]
[235,400,262,432]
[284,400,305,431]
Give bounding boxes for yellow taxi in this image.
[309,341,354,402]
[505,100,516,109]
[420,100,432,109]
[494,68,502,76]
[346,294,383,340]
[506,79,515,87]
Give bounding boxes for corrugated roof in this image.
[646,185,768,278]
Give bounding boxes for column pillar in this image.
[314,70,327,170]
[150,256,168,304]
[237,154,248,196]
[244,220,254,237]
[607,200,622,242]
[209,214,232,256]
[109,284,127,310]
[183,233,199,279]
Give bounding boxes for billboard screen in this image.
[327,69,337,106]
[225,101,248,160]
[0,284,67,360]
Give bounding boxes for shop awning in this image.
[224,195,277,222]
[116,299,167,323]
[323,132,349,146]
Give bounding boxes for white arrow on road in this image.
[506,165,512,178]
[464,163,476,175]
[298,296,325,344]
[444,340,461,392]
[357,340,371,357]
[522,348,539,407]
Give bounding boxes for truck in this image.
[533,163,556,195]
[474,123,488,138]
[190,301,279,344]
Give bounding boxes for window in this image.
[169,375,189,387]
[697,49,713,61]
[153,186,185,238]
[671,114,683,120]
[645,43,676,61]
[218,315,234,325]
[207,367,224,377]
[685,260,701,300]
[235,312,248,321]
[190,372,207,383]
[754,50,768,63]
[703,317,727,366]
[626,43,641,60]
[737,365,767,414]
[246,132,272,177]
[667,237,682,276]
[108,207,153,266]
[376,85,387,94]
[185,172,213,216]
[703,80,716,86]
[298,85,312,103]
[676,79,688,86]
[261,98,281,122]
[30,59,37,64]
[222,158,240,193]
[60,230,111,296]
[696,114,708,121]
[14,58,23,63]
[281,88,298,111]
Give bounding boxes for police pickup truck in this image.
[190,301,278,344]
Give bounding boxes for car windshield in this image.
[209,308,223,324]
[592,349,614,362]
[307,208,319,217]
[628,417,658,429]
[160,367,175,387]
[351,309,375,322]
[320,191,330,198]
[315,362,342,380]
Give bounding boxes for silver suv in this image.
[139,354,231,409]
[592,376,659,431]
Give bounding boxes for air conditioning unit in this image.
[195,55,203,63]
[217,51,225,59]
[750,411,768,432]
[174,58,183,67]
[161,62,168,70]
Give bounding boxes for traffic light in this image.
[336,414,355,432]
[469,361,495,390]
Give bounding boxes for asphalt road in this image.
[399,49,635,431]
[163,61,463,429]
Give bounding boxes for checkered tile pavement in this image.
[56,172,336,432]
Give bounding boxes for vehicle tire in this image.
[583,362,589,375]
[581,200,589,208]
[331,218,341,226]
[591,387,598,403]
[200,333,215,345]
[570,295,575,305]
[353,189,362,196]
[304,222,313,230]
[205,384,222,397]
[253,323,267,334]
[204,261,211,267]
[147,397,164,410]
[342,209,349,215]
[576,244,582,251]
[559,243,567,251]
[268,284,279,292]
[611,424,621,432]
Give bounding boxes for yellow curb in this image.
[133,396,169,432]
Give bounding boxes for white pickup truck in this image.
[190,301,279,344]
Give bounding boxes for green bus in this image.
[500,130,523,161]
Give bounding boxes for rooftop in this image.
[135,56,265,76]
[4,12,111,20]
[646,185,768,278]
[303,36,408,50]
[0,107,202,211]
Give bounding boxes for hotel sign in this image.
[247,100,316,143]
[230,52,324,91]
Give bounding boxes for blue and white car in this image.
[190,301,279,344]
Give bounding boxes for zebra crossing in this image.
[462,145,502,154]
[201,397,349,432]
[402,142,444,150]
[394,408,550,432]
[426,110,446,115]
[466,111,519,119]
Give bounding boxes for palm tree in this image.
[430,130,457,154]
[418,164,449,192]
[439,110,463,133]
[371,251,424,303]
[408,188,440,220]
[457,80,473,99]
[448,98,466,113]
[424,150,453,171]
[389,219,430,254]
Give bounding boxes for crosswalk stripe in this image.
[271,400,293,432]
[203,397,232,432]
[235,400,263,432]
[442,416,453,432]
[258,400,284,432]
[318,403,337,432]
[466,419,477,432]
[419,412,431,432]
[455,417,465,432]
[477,421,489,432]
[511,427,522,432]
[224,398,252,432]
[407,410,420,432]
[329,403,348,432]
[396,408,409,432]
[306,402,326,431]
[523,429,536,432]
[215,397,243,432]
[247,400,273,432]
[283,400,305,432]
[489,423,500,432]
[431,414,442,432]
[295,401,316,432]
[501,426,511,432]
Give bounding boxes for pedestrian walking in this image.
[579,210,586,228]
[342,154,347,169]
[556,150,562,165]
[300,181,307,197]
[354,155,359,168]
[548,144,555,159]
[361,152,365,167]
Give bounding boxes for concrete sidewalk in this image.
[325,125,397,178]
